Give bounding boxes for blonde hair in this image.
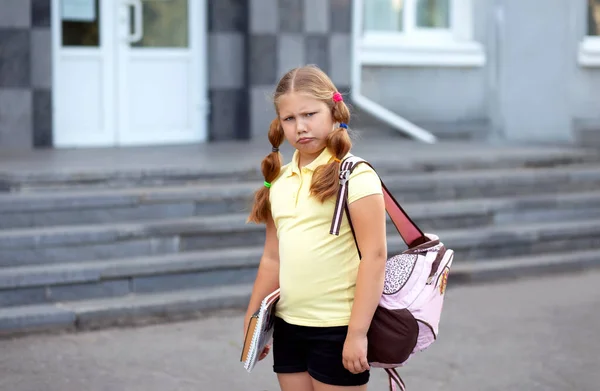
[247,65,352,224]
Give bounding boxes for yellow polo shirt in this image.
[270,148,383,327]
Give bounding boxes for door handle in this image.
[125,0,144,43]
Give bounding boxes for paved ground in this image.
[1,270,598,391]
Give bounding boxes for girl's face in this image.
[277,92,335,156]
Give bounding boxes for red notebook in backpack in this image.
[330,156,455,391]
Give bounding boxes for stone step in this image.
[1,247,599,336]
[1,190,600,267]
[2,145,598,193]
[2,164,600,229]
[0,248,262,307]
[1,217,600,307]
[0,283,254,336]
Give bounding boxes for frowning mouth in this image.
[297,137,315,144]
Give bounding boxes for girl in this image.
[245,65,387,391]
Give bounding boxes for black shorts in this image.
[272,317,370,387]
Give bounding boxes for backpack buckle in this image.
[426,275,436,285]
[339,169,350,185]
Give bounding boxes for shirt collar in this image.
[287,148,336,177]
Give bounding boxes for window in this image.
[61,0,100,47]
[588,0,600,35]
[580,0,600,66]
[356,0,485,67]
[363,0,450,33]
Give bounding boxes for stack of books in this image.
[240,288,281,372]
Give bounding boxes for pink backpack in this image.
[330,156,454,391]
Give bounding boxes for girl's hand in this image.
[243,315,271,361]
[258,344,271,361]
[342,332,370,374]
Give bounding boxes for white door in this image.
[52,0,208,147]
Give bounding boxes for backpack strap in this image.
[330,156,426,248]
[385,368,407,391]
[330,160,416,390]
[329,157,357,236]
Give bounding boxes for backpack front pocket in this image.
[367,306,419,365]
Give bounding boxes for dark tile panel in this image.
[31,0,51,28]
[305,35,329,74]
[33,88,52,147]
[279,0,303,33]
[208,0,247,32]
[209,88,249,140]
[330,0,352,33]
[249,35,277,85]
[0,29,31,88]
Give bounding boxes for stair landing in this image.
[0,139,598,191]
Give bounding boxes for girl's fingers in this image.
[344,358,368,374]
[345,359,361,374]
[354,359,364,373]
[258,345,271,361]
[360,356,370,372]
[343,359,353,373]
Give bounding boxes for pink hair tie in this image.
[333,92,343,102]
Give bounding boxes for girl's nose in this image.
[296,119,307,133]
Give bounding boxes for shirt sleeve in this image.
[347,163,383,204]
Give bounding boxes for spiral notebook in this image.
[240,288,280,372]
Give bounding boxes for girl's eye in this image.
[305,112,316,117]
[283,116,293,121]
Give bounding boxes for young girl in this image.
[245,65,387,391]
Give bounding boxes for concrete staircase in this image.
[1,147,600,336]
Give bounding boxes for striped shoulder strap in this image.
[329,156,426,248]
[329,156,365,236]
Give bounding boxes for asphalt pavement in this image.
[1,270,599,391]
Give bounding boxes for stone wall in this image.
[0,0,52,148]
[248,0,353,140]
[0,0,354,148]
[207,0,249,141]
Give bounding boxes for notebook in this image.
[240,288,280,372]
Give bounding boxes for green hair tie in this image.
[264,181,272,188]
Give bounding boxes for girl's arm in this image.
[343,193,388,374]
[244,213,280,331]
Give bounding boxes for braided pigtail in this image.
[247,118,285,224]
[310,92,352,202]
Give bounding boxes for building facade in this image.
[0,0,599,150]
[357,0,600,144]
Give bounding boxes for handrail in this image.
[350,0,437,144]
